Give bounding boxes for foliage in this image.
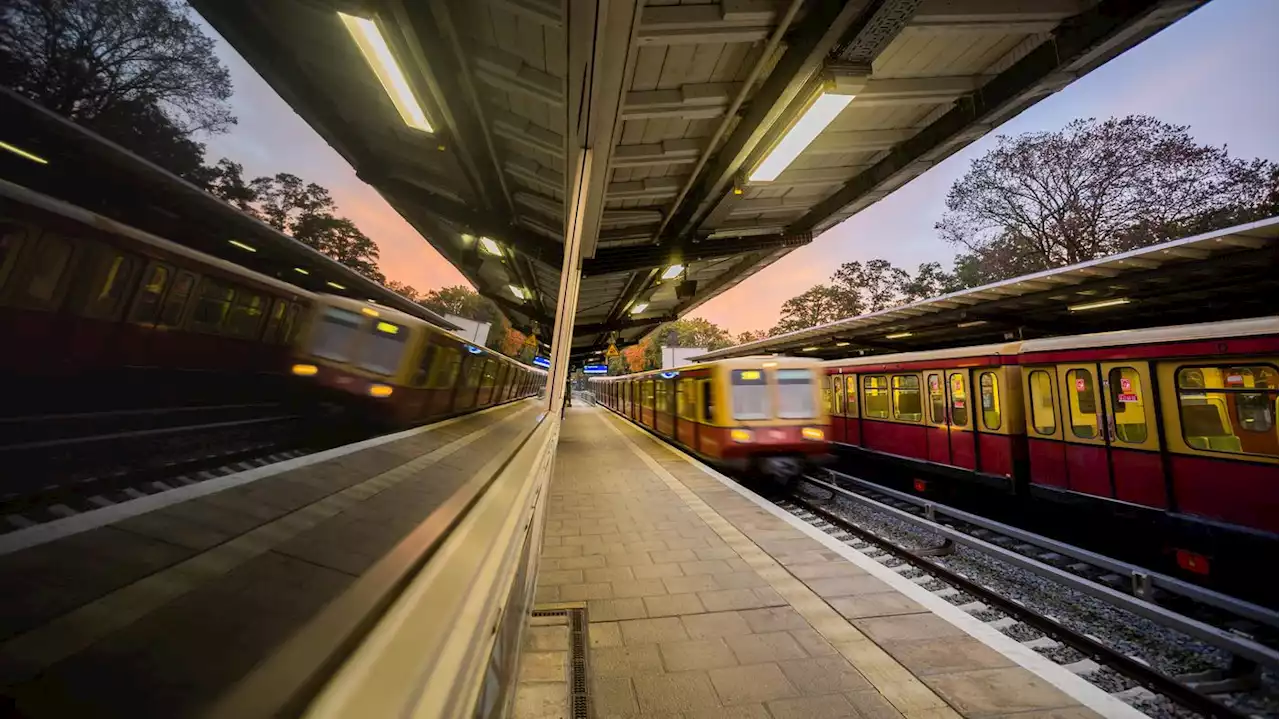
[774,284,856,334]
[735,329,770,345]
[640,318,733,370]
[0,0,234,180]
[383,280,420,301]
[419,285,496,323]
[937,115,1278,276]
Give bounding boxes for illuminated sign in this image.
[584,365,608,375]
[659,371,678,379]
[533,356,550,368]
[466,345,484,354]
[739,370,761,381]
[375,321,400,335]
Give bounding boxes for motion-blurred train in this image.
[589,357,831,483]
[0,178,544,421]
[821,318,1276,589]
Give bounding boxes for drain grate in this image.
[530,607,591,719]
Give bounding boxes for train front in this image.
[718,358,832,485]
[287,295,420,424]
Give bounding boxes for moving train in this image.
[290,294,545,427]
[822,317,1276,587]
[589,357,831,483]
[0,178,544,421]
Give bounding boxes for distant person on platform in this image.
[562,380,571,418]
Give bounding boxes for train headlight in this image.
[291,363,319,376]
[730,429,753,443]
[802,427,825,441]
[368,384,394,398]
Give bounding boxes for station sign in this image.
[584,365,608,375]
[533,356,550,369]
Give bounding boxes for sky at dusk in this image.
[198,0,1278,336]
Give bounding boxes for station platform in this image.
[0,399,543,719]
[518,405,1125,719]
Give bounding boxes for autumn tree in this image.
[937,115,1279,279]
[0,0,234,180]
[641,317,733,369]
[384,280,420,301]
[735,329,770,345]
[774,285,856,334]
[419,285,497,323]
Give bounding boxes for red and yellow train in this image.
[822,317,1276,585]
[589,356,831,483]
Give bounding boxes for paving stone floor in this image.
[535,405,1099,719]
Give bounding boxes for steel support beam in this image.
[574,314,676,336]
[583,232,812,276]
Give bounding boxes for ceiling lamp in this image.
[338,13,433,133]
[630,302,648,314]
[479,237,504,256]
[661,264,685,280]
[749,93,854,182]
[509,285,527,300]
[884,332,912,339]
[1068,297,1131,312]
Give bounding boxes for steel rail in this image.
[799,474,1278,669]
[787,493,1254,719]
[827,470,1277,629]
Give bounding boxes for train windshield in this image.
[311,307,362,362]
[775,369,816,419]
[359,320,408,375]
[731,369,770,420]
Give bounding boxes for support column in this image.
[545,148,593,415]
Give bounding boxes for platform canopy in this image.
[692,218,1280,361]
[191,0,1207,357]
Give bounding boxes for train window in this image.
[1028,370,1057,435]
[656,380,668,413]
[948,373,969,428]
[643,379,654,409]
[891,375,922,422]
[432,346,463,387]
[0,229,23,290]
[311,307,363,362]
[731,369,770,420]
[463,356,484,389]
[481,360,498,388]
[677,379,695,420]
[413,344,437,386]
[777,369,816,419]
[700,379,715,422]
[225,292,267,338]
[1176,365,1278,456]
[845,376,858,418]
[159,271,196,326]
[1065,369,1099,439]
[1107,367,1147,443]
[979,372,1001,430]
[129,263,170,324]
[822,376,833,414]
[927,373,945,425]
[262,299,288,343]
[829,375,844,415]
[86,253,140,319]
[862,376,889,419]
[190,280,236,331]
[23,234,73,305]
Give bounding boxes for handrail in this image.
[202,410,558,719]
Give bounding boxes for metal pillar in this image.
[545,148,593,416]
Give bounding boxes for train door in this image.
[1056,364,1111,497]
[843,376,861,445]
[945,371,977,469]
[1100,363,1165,507]
[827,372,846,443]
[924,372,951,465]
[1023,367,1068,489]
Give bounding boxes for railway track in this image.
[778,470,1277,719]
[0,403,362,531]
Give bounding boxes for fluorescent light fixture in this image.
[294,267,310,275]
[661,264,684,280]
[338,13,433,132]
[801,346,819,352]
[0,141,48,165]
[479,236,503,256]
[884,332,913,339]
[228,240,256,252]
[749,93,854,182]
[835,341,850,347]
[509,284,526,300]
[1068,297,1131,312]
[327,281,346,290]
[630,302,648,314]
[956,320,986,328]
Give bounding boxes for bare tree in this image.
[0,0,234,134]
[938,116,1278,276]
